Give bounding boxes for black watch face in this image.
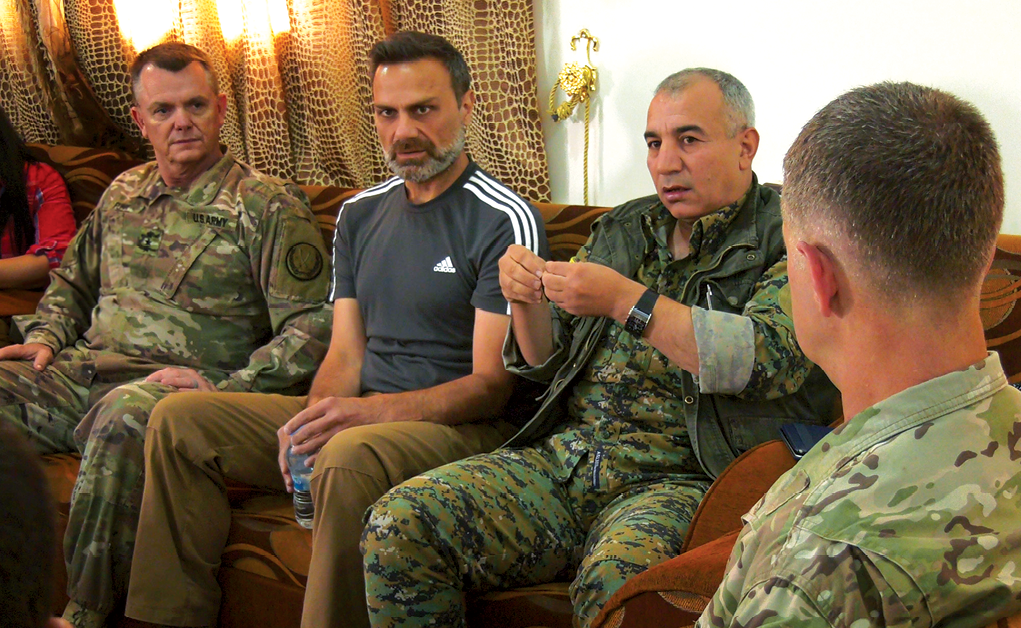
[626,310,649,337]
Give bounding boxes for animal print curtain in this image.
[0,0,550,200]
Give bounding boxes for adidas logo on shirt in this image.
[433,256,456,274]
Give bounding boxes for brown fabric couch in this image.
[23,145,1021,627]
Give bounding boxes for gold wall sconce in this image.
[548,28,599,204]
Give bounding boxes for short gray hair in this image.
[130,42,219,103]
[655,68,755,134]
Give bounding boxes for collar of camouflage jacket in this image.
[640,175,760,262]
[751,351,1005,522]
[134,151,237,206]
[814,351,1004,479]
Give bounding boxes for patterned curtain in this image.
[0,0,550,201]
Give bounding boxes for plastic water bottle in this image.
[286,445,314,529]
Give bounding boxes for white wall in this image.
[534,0,1021,233]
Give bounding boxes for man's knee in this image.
[144,393,233,473]
[313,423,425,481]
[75,382,172,447]
[146,392,207,438]
[362,478,436,555]
[362,459,494,556]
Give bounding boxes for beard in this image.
[384,125,466,183]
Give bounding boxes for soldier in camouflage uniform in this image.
[362,69,837,627]
[0,43,330,628]
[698,83,1021,626]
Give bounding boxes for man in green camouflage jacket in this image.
[362,69,837,627]
[698,83,1021,627]
[0,43,330,628]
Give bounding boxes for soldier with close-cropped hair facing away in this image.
[698,82,1021,627]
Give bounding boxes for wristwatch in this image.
[624,289,659,338]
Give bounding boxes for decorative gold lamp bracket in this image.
[549,28,599,204]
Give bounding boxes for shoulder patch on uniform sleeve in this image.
[286,242,324,281]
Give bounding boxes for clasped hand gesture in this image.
[499,244,635,319]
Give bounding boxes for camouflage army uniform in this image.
[0,153,331,615]
[363,179,837,627]
[699,352,1021,628]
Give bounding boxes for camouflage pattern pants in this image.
[362,446,706,627]
[0,358,175,614]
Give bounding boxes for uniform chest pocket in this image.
[697,250,767,310]
[702,276,756,315]
[582,322,664,385]
[159,230,217,298]
[158,231,255,313]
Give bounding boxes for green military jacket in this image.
[700,353,1021,627]
[503,181,837,478]
[16,154,331,396]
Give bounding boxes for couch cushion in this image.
[467,583,573,628]
[535,203,605,262]
[222,492,311,586]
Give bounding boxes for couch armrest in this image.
[682,440,796,552]
[591,529,741,628]
[589,441,797,628]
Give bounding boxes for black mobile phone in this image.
[779,422,832,460]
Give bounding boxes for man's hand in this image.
[277,424,296,493]
[145,367,217,391]
[0,343,54,370]
[542,261,644,320]
[500,244,546,304]
[276,395,385,489]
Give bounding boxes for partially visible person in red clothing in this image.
[0,105,76,290]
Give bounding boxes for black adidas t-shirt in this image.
[330,163,548,394]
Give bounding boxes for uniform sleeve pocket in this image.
[267,216,329,304]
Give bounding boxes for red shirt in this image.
[0,161,76,268]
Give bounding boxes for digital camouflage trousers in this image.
[362,445,707,628]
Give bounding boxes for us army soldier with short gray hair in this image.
[0,42,331,628]
[698,82,1021,626]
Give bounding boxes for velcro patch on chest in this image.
[190,211,236,229]
[137,228,163,254]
